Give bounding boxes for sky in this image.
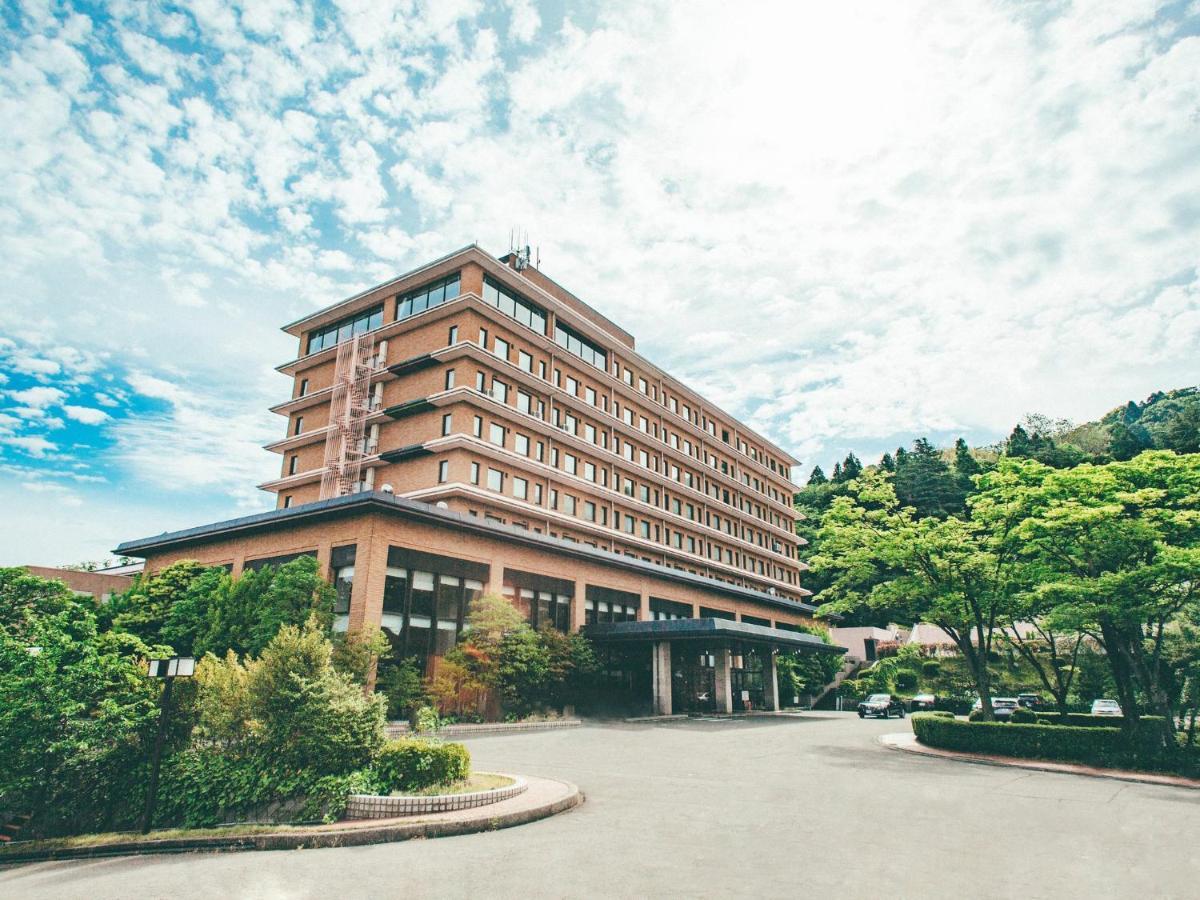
[1,0,1199,566]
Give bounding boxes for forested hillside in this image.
[795,386,1200,619]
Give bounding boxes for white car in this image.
[1091,699,1122,716]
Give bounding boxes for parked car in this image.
[858,694,906,719]
[1091,699,1122,716]
[910,693,937,711]
[1016,693,1045,710]
[971,697,1021,720]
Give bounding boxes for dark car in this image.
[972,697,1020,720]
[910,693,937,712]
[1017,693,1045,710]
[858,693,906,719]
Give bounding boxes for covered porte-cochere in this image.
[583,619,846,716]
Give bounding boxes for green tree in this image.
[840,452,863,481]
[953,437,983,495]
[1163,403,1200,454]
[0,571,167,836]
[894,437,963,517]
[1108,421,1153,461]
[975,452,1200,747]
[813,470,1019,719]
[807,465,828,486]
[105,560,214,644]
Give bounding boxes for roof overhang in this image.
[584,618,845,653]
[115,491,822,618]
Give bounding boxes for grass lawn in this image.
[393,772,514,796]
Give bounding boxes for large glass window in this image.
[306,304,384,354]
[553,322,607,369]
[396,274,461,322]
[482,277,547,334]
[406,570,435,661]
[435,575,461,656]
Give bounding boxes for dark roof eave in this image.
[115,492,820,616]
[582,618,846,653]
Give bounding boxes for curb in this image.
[345,773,527,818]
[0,778,583,866]
[386,720,582,739]
[879,732,1200,790]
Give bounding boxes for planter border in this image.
[386,719,581,739]
[0,776,581,866]
[345,773,526,818]
[880,732,1200,790]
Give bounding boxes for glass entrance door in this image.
[671,646,717,714]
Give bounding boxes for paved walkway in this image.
[3,713,1198,899]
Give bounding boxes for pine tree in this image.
[841,452,863,481]
[1108,422,1152,461]
[953,437,982,495]
[1163,404,1200,454]
[831,461,843,482]
[807,465,828,486]
[894,438,961,517]
[879,452,895,472]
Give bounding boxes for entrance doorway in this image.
[731,647,765,711]
[671,646,717,714]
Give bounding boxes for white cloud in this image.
[93,392,119,407]
[4,435,57,457]
[7,386,65,408]
[63,404,110,425]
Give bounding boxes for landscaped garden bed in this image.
[910,712,1199,776]
[345,773,525,819]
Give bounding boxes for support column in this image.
[714,648,733,714]
[763,649,780,711]
[572,579,587,632]
[652,641,673,716]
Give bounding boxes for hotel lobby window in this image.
[585,586,639,624]
[330,544,357,631]
[503,570,573,631]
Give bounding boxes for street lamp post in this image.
[140,656,195,835]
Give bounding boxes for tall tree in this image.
[894,438,962,517]
[807,465,828,486]
[953,437,982,496]
[974,452,1200,747]
[1163,404,1200,454]
[840,452,863,481]
[813,470,1019,719]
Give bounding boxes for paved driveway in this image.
[3,713,1198,899]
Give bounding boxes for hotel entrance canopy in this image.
[584,618,846,717]
[583,618,846,654]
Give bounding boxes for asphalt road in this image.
[3,713,1197,899]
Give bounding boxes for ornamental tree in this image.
[813,470,1019,719]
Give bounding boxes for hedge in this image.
[1034,713,1166,729]
[372,738,471,793]
[910,713,1194,775]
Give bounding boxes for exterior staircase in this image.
[806,656,865,710]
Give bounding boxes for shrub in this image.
[372,739,471,793]
[922,660,941,677]
[895,671,918,690]
[910,714,1194,774]
[1035,713,1166,729]
[1009,707,1038,723]
[377,657,429,720]
[968,708,985,722]
[928,710,956,719]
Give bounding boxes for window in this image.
[298,378,309,397]
[566,376,579,396]
[470,463,479,484]
[583,501,596,522]
[513,476,528,500]
[564,453,577,475]
[534,484,543,505]
[563,413,578,435]
[639,520,650,539]
[307,304,384,354]
[518,350,533,372]
[549,489,558,510]
[442,413,452,436]
[494,337,509,361]
[288,455,298,475]
[585,424,596,444]
[395,274,460,322]
[638,377,648,394]
[293,416,304,435]
[482,277,548,333]
[448,325,458,344]
[438,460,449,483]
[489,423,505,446]
[517,391,532,414]
[623,368,633,386]
[515,433,530,456]
[472,416,482,437]
[535,441,545,462]
[553,322,607,369]
[622,514,635,534]
[585,387,596,406]
[492,379,508,404]
[487,468,504,492]
[584,461,596,482]
[283,495,293,509]
[475,371,486,391]
[562,494,576,516]
[445,369,455,390]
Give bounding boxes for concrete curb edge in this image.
[0,779,583,866]
[878,732,1200,790]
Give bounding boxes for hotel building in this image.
[118,245,840,715]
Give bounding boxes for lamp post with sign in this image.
[140,656,195,834]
